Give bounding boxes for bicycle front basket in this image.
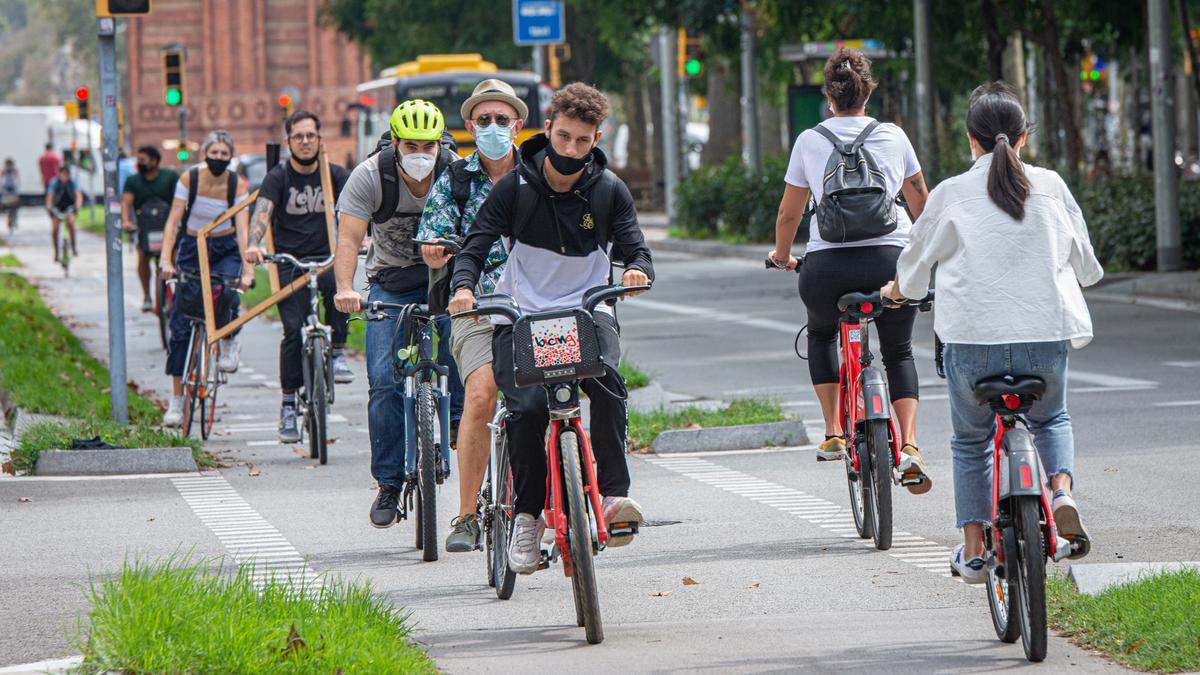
[512,308,605,388]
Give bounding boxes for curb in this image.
[1069,561,1200,596]
[34,447,198,475]
[652,420,809,454]
[647,237,780,261]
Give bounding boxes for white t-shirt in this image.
[784,116,921,253]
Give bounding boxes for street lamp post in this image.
[1148,0,1182,272]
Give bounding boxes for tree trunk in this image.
[759,83,785,158]
[1035,0,1083,177]
[1002,33,1026,100]
[623,67,650,173]
[647,72,664,208]
[981,0,1006,82]
[1130,45,1144,175]
[561,3,596,85]
[703,60,742,166]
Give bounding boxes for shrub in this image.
[1073,176,1200,272]
[676,153,796,243]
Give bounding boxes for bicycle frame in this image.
[837,312,902,475]
[544,382,609,574]
[395,312,452,480]
[989,407,1061,562]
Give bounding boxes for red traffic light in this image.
[358,94,377,107]
[277,94,293,108]
[75,87,90,102]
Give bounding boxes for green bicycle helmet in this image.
[389,99,445,141]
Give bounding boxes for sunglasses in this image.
[289,132,319,143]
[472,114,513,128]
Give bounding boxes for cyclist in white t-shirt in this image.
[768,47,933,492]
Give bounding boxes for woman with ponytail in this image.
[883,82,1104,582]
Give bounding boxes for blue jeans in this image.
[165,234,242,376]
[365,284,463,489]
[944,341,1075,528]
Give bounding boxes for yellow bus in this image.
[355,54,550,159]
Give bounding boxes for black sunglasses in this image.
[472,114,513,128]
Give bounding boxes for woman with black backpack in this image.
[767,47,933,492]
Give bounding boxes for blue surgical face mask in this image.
[475,123,512,161]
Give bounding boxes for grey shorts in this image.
[450,316,494,381]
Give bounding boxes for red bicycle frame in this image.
[836,316,903,474]
[545,416,609,576]
[989,402,1060,561]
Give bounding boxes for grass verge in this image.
[78,557,436,673]
[619,359,651,390]
[77,204,105,235]
[11,419,208,474]
[627,398,785,450]
[240,266,366,354]
[1048,569,1200,672]
[0,252,20,268]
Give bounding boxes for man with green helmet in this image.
[333,99,464,529]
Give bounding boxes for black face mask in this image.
[545,137,591,176]
[292,152,318,166]
[205,157,230,176]
[136,163,152,175]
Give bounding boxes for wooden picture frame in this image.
[197,146,338,345]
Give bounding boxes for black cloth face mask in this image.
[292,152,319,166]
[205,157,230,176]
[545,138,591,175]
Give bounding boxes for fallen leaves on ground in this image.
[246,463,261,477]
[281,623,307,659]
[1125,640,1145,654]
[18,496,31,503]
[292,447,307,458]
[682,576,699,585]
[651,590,672,597]
[746,583,760,589]
[1,461,14,475]
[1104,467,1119,473]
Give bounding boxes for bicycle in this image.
[146,231,173,350]
[455,283,651,645]
[264,253,336,465]
[362,299,453,563]
[51,207,74,277]
[170,270,241,439]
[478,401,516,599]
[833,289,933,551]
[934,339,1073,662]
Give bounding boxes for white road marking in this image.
[1164,361,1200,368]
[1154,400,1200,407]
[246,439,283,446]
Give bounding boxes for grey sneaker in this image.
[445,514,481,552]
[278,404,301,444]
[217,337,240,373]
[950,544,988,584]
[508,513,545,575]
[332,353,355,384]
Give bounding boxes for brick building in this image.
[124,0,371,166]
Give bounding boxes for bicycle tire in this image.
[413,488,423,550]
[492,430,517,598]
[844,372,872,539]
[180,327,202,437]
[1016,496,1048,662]
[417,382,438,562]
[308,339,328,465]
[155,274,170,350]
[988,524,1021,643]
[201,342,220,440]
[561,430,603,644]
[866,418,893,550]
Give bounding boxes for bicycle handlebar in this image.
[451,284,652,322]
[263,252,335,270]
[837,289,935,313]
[764,258,802,274]
[361,300,433,322]
[412,237,463,255]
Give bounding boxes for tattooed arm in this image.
[900,172,930,220]
[241,196,273,264]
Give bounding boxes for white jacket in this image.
[897,153,1104,348]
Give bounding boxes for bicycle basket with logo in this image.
[512,309,606,388]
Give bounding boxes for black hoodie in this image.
[451,133,653,320]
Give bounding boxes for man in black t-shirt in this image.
[243,110,352,443]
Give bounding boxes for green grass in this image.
[240,267,366,354]
[627,398,785,450]
[0,272,160,423]
[77,557,436,674]
[77,204,105,235]
[11,419,208,474]
[0,252,19,267]
[619,359,651,390]
[1048,569,1200,672]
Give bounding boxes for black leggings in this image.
[798,246,919,401]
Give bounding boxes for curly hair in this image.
[823,47,877,112]
[550,82,610,126]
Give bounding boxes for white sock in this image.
[169,395,183,408]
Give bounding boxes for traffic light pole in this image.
[657,27,680,225]
[97,17,128,425]
[1148,0,1182,271]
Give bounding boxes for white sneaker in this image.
[1052,491,1091,560]
[508,513,546,575]
[602,496,644,548]
[949,544,988,584]
[163,397,184,428]
[217,338,240,373]
[331,353,355,384]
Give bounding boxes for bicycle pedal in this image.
[609,522,639,536]
[537,551,551,570]
[1052,536,1073,562]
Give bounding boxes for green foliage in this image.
[675,153,792,243]
[0,253,19,267]
[77,204,105,235]
[1074,178,1200,271]
[12,419,205,474]
[1048,569,1200,672]
[240,267,365,353]
[0,272,160,423]
[628,398,785,450]
[618,359,651,390]
[77,556,437,674]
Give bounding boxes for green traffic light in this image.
[177,149,189,161]
[165,88,182,107]
[685,59,702,77]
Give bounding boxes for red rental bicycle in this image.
[834,290,932,551]
[455,283,649,645]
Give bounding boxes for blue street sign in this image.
[513,0,564,45]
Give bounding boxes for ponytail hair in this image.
[966,82,1031,220]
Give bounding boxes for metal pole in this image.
[914,0,936,172]
[97,17,127,425]
[1148,0,1182,271]
[740,2,760,171]
[658,28,680,223]
[532,45,546,83]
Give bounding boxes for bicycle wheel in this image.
[180,328,202,437]
[561,430,603,644]
[201,342,219,440]
[865,418,893,550]
[417,382,438,562]
[988,524,1021,643]
[1015,496,1048,662]
[844,379,872,539]
[490,428,517,599]
[308,340,328,465]
[155,274,170,350]
[60,236,70,277]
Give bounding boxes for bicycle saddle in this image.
[972,375,1046,405]
[837,291,879,313]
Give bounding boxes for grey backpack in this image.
[812,121,897,243]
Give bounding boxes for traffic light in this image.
[162,45,185,107]
[95,0,151,16]
[277,87,299,118]
[177,141,189,162]
[75,87,90,120]
[676,29,704,79]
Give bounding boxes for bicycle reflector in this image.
[860,302,874,314]
[1003,394,1021,410]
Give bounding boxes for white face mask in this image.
[399,151,436,181]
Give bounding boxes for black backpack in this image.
[812,121,897,243]
[368,130,459,224]
[511,168,618,248]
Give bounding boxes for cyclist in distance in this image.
[122,145,180,312]
[243,110,353,443]
[45,165,82,261]
[448,82,652,574]
[332,100,463,529]
[159,129,254,427]
[767,47,932,491]
[882,82,1101,580]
